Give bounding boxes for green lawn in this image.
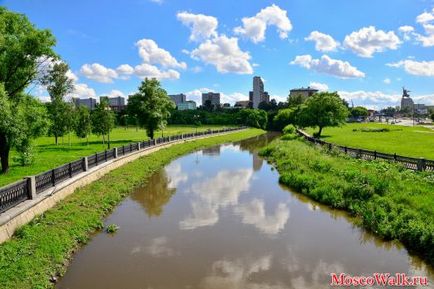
[306,123,434,160]
[0,125,235,187]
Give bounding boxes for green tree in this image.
[273,108,298,131]
[0,7,56,173]
[287,93,305,108]
[431,112,434,122]
[298,92,348,137]
[91,99,115,148]
[127,78,175,139]
[350,106,369,119]
[75,105,92,144]
[0,86,49,167]
[239,109,268,129]
[42,62,74,145]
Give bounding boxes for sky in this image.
[2,0,434,109]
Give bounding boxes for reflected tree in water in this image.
[131,170,176,217]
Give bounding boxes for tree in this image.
[92,99,115,148]
[431,112,434,122]
[298,92,349,137]
[75,105,92,144]
[238,109,268,129]
[41,62,74,145]
[382,106,397,117]
[0,86,49,167]
[127,78,175,139]
[0,7,56,173]
[350,106,369,119]
[287,93,305,108]
[273,108,297,131]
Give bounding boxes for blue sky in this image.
[2,0,434,108]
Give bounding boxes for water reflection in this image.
[130,169,176,217]
[57,133,434,289]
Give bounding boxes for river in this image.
[57,133,434,289]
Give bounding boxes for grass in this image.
[260,135,434,266]
[0,128,265,289]
[305,123,434,160]
[0,125,235,187]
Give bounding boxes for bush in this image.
[283,124,296,135]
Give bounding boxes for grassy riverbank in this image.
[0,125,235,187]
[0,128,264,289]
[261,136,434,265]
[306,123,434,159]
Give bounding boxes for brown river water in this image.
[57,133,434,289]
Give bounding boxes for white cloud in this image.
[66,70,78,82]
[399,25,415,33]
[191,35,253,74]
[149,0,163,4]
[134,63,180,80]
[343,26,401,57]
[136,38,187,69]
[69,83,96,99]
[234,4,292,43]
[305,31,339,52]
[387,59,434,76]
[398,25,415,41]
[416,8,434,24]
[145,237,176,257]
[414,9,434,47]
[105,89,126,98]
[290,54,365,78]
[80,63,118,83]
[177,12,218,41]
[185,87,214,103]
[383,78,391,84]
[116,64,134,75]
[309,82,328,91]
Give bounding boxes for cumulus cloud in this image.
[116,64,134,76]
[387,59,434,76]
[414,8,434,47]
[177,12,218,41]
[234,4,292,43]
[134,63,180,80]
[69,83,96,99]
[343,26,401,57]
[136,38,187,69]
[398,25,415,41]
[309,82,329,91]
[290,54,365,78]
[190,35,253,74]
[80,63,118,83]
[305,31,339,52]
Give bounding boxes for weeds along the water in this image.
[0,128,265,289]
[260,134,434,265]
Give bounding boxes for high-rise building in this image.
[72,97,97,110]
[169,94,187,106]
[202,92,220,107]
[250,76,269,108]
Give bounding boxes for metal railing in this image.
[297,129,434,172]
[0,127,245,214]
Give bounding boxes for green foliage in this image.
[298,92,349,137]
[105,224,119,234]
[128,78,176,139]
[0,128,264,289]
[431,112,434,122]
[287,93,305,108]
[273,108,297,131]
[350,106,368,118]
[282,124,296,135]
[262,138,434,265]
[75,105,92,140]
[238,109,268,129]
[0,7,56,172]
[91,99,115,147]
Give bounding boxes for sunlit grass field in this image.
[306,123,434,160]
[0,125,235,187]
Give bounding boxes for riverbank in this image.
[260,137,434,266]
[0,128,265,289]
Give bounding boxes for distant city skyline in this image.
[4,0,434,110]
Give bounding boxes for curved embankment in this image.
[260,136,434,267]
[0,128,265,289]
